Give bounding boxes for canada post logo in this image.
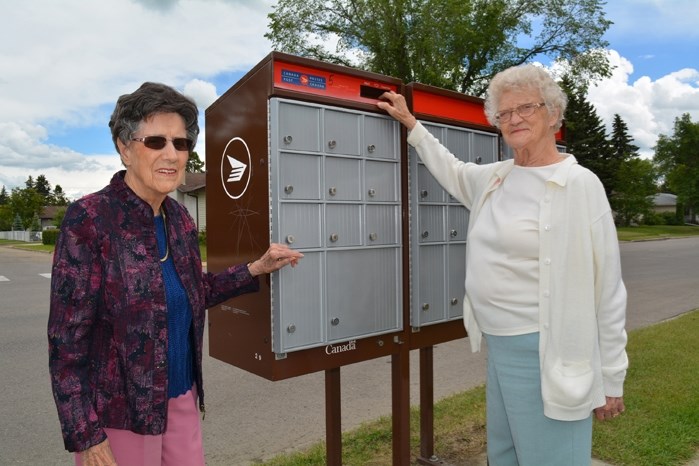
[281,69,326,90]
[220,137,251,200]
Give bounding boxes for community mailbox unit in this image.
[405,83,499,348]
[205,52,408,380]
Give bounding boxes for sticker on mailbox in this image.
[220,137,252,200]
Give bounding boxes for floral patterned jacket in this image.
[48,171,259,452]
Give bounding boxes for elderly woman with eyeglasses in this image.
[379,65,628,465]
[48,82,303,466]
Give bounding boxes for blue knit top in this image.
[154,214,194,398]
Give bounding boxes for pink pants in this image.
[75,387,205,466]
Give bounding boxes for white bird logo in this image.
[227,155,247,182]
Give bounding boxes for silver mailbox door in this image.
[325,204,362,248]
[417,163,446,203]
[324,109,361,156]
[325,157,361,201]
[365,160,398,202]
[363,115,398,159]
[473,131,497,164]
[278,101,320,152]
[326,248,401,341]
[447,244,466,319]
[280,203,322,249]
[418,205,445,243]
[365,204,400,246]
[279,153,322,200]
[447,206,469,242]
[275,252,324,352]
[416,245,447,326]
[445,128,471,162]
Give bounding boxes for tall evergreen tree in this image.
[34,174,52,199]
[52,185,70,206]
[0,186,8,205]
[560,76,614,195]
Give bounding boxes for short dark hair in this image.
[109,82,199,153]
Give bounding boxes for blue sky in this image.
[1,0,698,199]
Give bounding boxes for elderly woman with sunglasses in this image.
[379,65,627,465]
[48,82,303,466]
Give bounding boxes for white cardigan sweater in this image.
[408,122,628,421]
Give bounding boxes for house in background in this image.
[169,172,207,232]
[39,206,63,230]
[651,193,677,215]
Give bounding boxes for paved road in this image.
[1,237,698,465]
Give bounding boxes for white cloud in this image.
[0,0,274,124]
[587,50,699,158]
[0,154,123,201]
[184,80,219,111]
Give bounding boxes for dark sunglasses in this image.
[131,136,194,152]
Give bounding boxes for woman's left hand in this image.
[594,396,625,421]
[248,243,304,277]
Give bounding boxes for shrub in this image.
[42,229,60,245]
[198,228,206,245]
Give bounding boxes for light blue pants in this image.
[484,332,593,466]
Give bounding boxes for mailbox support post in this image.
[392,344,411,465]
[418,346,435,464]
[325,367,342,465]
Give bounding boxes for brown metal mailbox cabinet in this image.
[205,52,407,380]
[405,83,499,348]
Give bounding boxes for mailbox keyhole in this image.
[331,317,340,326]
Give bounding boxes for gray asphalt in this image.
[1,236,698,465]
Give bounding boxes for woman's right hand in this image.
[377,91,418,130]
[80,439,117,466]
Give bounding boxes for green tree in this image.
[0,186,8,205]
[187,151,205,173]
[266,0,612,94]
[0,205,12,230]
[560,76,614,195]
[34,174,52,199]
[654,113,699,222]
[52,206,67,228]
[8,187,44,230]
[613,158,656,226]
[52,185,70,206]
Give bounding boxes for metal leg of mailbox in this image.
[392,346,411,465]
[417,346,446,466]
[325,367,342,466]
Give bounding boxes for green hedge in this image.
[42,229,60,245]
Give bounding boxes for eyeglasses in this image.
[130,136,194,152]
[495,102,546,124]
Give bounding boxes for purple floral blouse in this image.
[48,171,259,452]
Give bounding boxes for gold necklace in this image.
[159,208,169,262]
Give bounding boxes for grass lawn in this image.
[616,224,699,241]
[257,310,699,466]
